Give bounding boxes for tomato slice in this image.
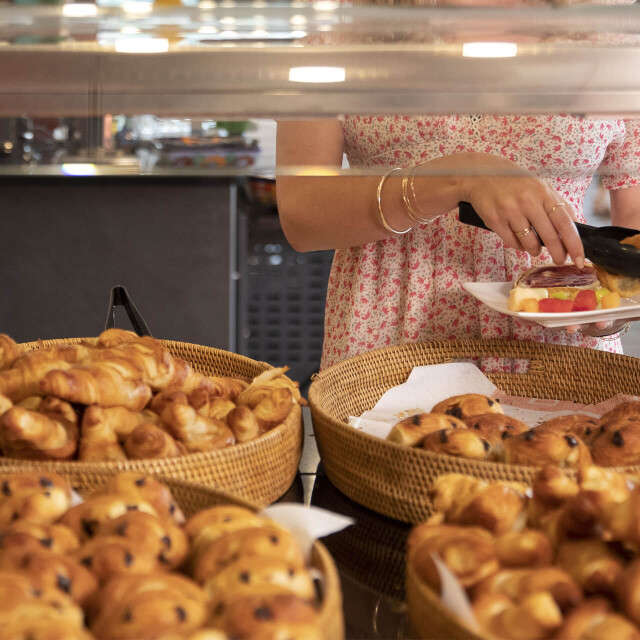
[572,290,597,312]
[538,298,574,313]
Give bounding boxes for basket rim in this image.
[308,338,640,473]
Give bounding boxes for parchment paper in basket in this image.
[431,553,480,633]
[262,504,354,563]
[348,363,598,440]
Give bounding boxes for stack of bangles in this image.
[376,164,436,235]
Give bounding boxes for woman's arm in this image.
[610,185,640,230]
[276,120,583,266]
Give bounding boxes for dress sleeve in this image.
[599,119,640,189]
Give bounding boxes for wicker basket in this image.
[3,338,303,506]
[52,469,344,640]
[308,338,640,524]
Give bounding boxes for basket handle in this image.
[104,285,152,337]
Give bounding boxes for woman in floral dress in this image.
[276,10,640,370]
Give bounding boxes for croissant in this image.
[474,567,583,613]
[0,349,77,401]
[236,366,303,406]
[408,523,499,591]
[474,591,564,640]
[96,328,140,349]
[195,376,248,403]
[0,334,20,371]
[0,397,78,460]
[495,529,554,568]
[554,598,640,640]
[556,539,624,596]
[251,388,294,432]
[124,423,186,459]
[162,403,235,452]
[226,406,260,443]
[40,360,152,412]
[149,387,190,417]
[616,559,640,625]
[98,338,183,391]
[430,474,529,535]
[189,390,236,422]
[167,359,206,394]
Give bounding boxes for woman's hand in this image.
[453,154,585,267]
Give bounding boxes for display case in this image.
[2,3,640,638]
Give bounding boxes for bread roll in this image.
[387,412,466,447]
[432,394,503,419]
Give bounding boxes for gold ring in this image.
[546,202,566,216]
[515,227,532,238]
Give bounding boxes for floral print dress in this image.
[320,114,640,370]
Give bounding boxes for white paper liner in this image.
[348,362,628,440]
[431,554,479,632]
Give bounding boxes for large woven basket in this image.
[29,468,343,640]
[4,338,303,506]
[308,338,640,524]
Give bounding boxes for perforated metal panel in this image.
[236,207,333,393]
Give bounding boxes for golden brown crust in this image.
[96,512,188,570]
[101,474,185,525]
[204,556,315,604]
[595,264,640,298]
[162,404,235,453]
[421,428,491,461]
[591,420,640,467]
[226,406,261,444]
[600,401,640,428]
[0,334,21,371]
[0,548,98,606]
[1,397,79,460]
[556,539,624,596]
[408,524,499,591]
[193,525,305,585]
[463,413,530,440]
[554,598,640,640]
[432,394,504,419]
[474,567,583,613]
[124,423,187,460]
[89,573,208,640]
[0,521,79,556]
[536,414,601,445]
[495,529,554,568]
[74,535,160,583]
[387,413,466,447]
[616,560,640,626]
[504,429,592,468]
[0,486,72,527]
[210,590,318,639]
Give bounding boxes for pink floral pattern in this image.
[320,114,640,370]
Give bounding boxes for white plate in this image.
[461,281,640,328]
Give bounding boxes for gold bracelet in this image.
[408,162,434,223]
[376,167,412,235]
[401,172,432,224]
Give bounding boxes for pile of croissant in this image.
[0,470,324,640]
[0,330,303,462]
[408,465,640,640]
[387,392,640,468]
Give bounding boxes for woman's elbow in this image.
[277,203,316,253]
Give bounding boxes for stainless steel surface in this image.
[2,4,640,117]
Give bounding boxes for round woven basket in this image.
[308,338,640,524]
[3,338,303,506]
[405,560,481,640]
[33,468,343,640]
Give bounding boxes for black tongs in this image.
[458,201,640,278]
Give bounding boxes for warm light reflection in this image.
[288,66,345,83]
[115,37,169,52]
[62,163,96,176]
[462,42,518,58]
[290,30,307,38]
[197,25,218,33]
[122,1,153,13]
[313,0,338,9]
[62,3,97,17]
